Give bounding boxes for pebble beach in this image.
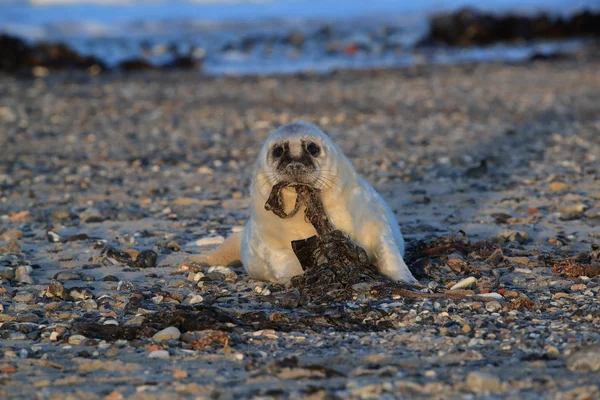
[0,49,599,399]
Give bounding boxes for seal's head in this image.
[256,121,338,191]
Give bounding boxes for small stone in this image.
[197,166,214,175]
[0,106,17,123]
[546,346,560,357]
[570,284,587,291]
[465,371,502,393]
[152,326,181,342]
[566,345,600,372]
[548,237,566,246]
[13,291,35,303]
[187,272,205,282]
[485,248,504,265]
[68,335,87,345]
[189,295,204,305]
[560,202,588,215]
[505,256,532,267]
[2,240,21,253]
[410,195,431,204]
[450,277,477,291]
[552,292,572,300]
[0,314,14,322]
[46,231,62,243]
[0,364,17,374]
[79,208,104,223]
[462,324,472,333]
[134,250,158,268]
[105,347,120,358]
[0,267,15,280]
[81,299,98,310]
[49,332,60,341]
[16,312,39,323]
[485,300,502,312]
[9,332,27,340]
[1,229,23,241]
[53,271,81,281]
[498,230,530,244]
[118,235,136,246]
[173,368,188,379]
[104,391,123,400]
[69,287,94,301]
[549,182,568,191]
[123,315,146,327]
[45,280,66,299]
[16,275,34,285]
[166,241,180,252]
[31,66,48,78]
[207,266,237,282]
[148,350,170,359]
[15,265,33,277]
[446,252,468,273]
[117,280,135,291]
[151,295,164,304]
[478,293,504,300]
[514,267,533,274]
[9,210,31,222]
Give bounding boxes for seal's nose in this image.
[285,162,304,174]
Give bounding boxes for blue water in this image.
[1,0,598,75]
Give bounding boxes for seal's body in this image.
[186,122,417,284]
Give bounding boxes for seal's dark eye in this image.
[306,142,320,157]
[272,146,284,158]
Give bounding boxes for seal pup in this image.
[185,121,417,284]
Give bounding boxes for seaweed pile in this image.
[265,184,502,306]
[419,8,600,47]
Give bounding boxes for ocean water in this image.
[1,0,598,75]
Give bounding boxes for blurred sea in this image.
[1,0,598,75]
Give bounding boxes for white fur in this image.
[241,121,417,284]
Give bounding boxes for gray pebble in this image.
[45,280,66,299]
[465,371,503,393]
[16,275,35,285]
[450,277,476,291]
[485,300,502,312]
[123,315,146,327]
[148,350,170,359]
[566,345,600,372]
[15,265,33,278]
[9,332,27,340]
[68,334,87,345]
[69,288,94,301]
[81,299,98,310]
[497,230,530,245]
[206,266,237,282]
[46,230,61,243]
[0,267,15,280]
[13,291,36,303]
[54,271,81,281]
[152,326,181,342]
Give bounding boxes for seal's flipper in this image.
[184,231,243,267]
